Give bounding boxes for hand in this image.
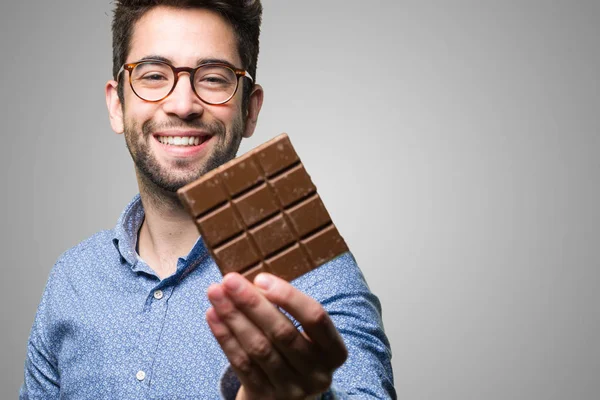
[206,272,348,400]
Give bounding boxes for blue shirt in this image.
[21,194,396,399]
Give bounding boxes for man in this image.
[21,1,395,399]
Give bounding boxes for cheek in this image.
[123,100,156,129]
[123,85,154,117]
[210,97,244,125]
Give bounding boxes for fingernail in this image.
[224,274,243,293]
[254,273,272,290]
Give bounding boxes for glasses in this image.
[117,60,254,104]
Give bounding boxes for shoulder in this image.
[57,229,116,264]
[293,252,373,299]
[49,229,119,282]
[296,252,365,284]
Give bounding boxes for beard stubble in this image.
[123,115,245,193]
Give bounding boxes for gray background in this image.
[1,1,599,398]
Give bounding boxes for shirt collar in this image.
[112,194,144,267]
[112,194,209,276]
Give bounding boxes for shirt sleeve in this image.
[304,252,396,399]
[219,252,396,399]
[20,266,61,399]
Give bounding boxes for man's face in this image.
[106,6,262,193]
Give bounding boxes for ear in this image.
[105,80,124,134]
[242,83,264,139]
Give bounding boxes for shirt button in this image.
[136,370,146,381]
[153,290,164,300]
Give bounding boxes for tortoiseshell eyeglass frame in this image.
[117,60,254,105]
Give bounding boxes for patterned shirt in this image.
[21,194,396,399]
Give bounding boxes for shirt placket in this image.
[134,282,174,395]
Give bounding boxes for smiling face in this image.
[106,6,263,193]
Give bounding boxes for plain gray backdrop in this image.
[1,1,599,399]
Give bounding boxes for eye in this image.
[132,62,172,82]
[196,65,237,89]
[141,73,168,81]
[200,75,229,84]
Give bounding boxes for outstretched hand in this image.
[206,272,348,400]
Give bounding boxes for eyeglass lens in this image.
[130,62,239,103]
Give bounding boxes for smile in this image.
[155,135,209,146]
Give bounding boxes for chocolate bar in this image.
[177,133,348,282]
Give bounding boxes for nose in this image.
[161,72,204,120]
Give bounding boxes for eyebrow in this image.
[136,55,239,69]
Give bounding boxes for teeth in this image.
[158,136,204,146]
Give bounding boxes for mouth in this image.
[154,134,211,147]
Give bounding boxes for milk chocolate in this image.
[177,133,348,282]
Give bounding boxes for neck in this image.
[136,171,199,279]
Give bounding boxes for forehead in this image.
[128,6,241,66]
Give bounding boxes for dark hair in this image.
[111,0,262,109]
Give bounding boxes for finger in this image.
[254,273,348,369]
[208,283,307,398]
[221,274,321,375]
[205,305,272,396]
[222,274,334,395]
